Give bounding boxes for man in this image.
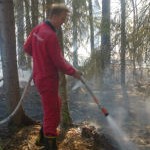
[24,3,82,150]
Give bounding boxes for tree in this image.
[31,0,39,28]
[131,0,138,82]
[52,0,73,130]
[46,0,54,17]
[24,0,32,68]
[57,28,73,129]
[72,0,79,68]
[89,0,94,52]
[15,0,26,68]
[100,0,111,84]
[120,0,126,86]
[0,0,31,125]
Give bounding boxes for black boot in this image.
[35,126,45,146]
[44,137,58,150]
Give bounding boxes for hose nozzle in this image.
[101,107,109,117]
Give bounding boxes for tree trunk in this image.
[131,0,138,83]
[101,0,111,68]
[89,0,94,52]
[72,0,78,68]
[15,0,26,68]
[120,0,126,86]
[24,0,32,35]
[57,29,73,130]
[100,0,111,84]
[42,0,46,20]
[0,0,28,125]
[24,0,32,69]
[46,0,54,18]
[53,0,73,130]
[59,72,73,129]
[31,0,39,28]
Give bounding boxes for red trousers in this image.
[35,77,61,137]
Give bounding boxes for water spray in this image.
[80,77,139,150]
[80,77,109,117]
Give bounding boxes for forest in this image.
[0,0,150,150]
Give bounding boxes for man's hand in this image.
[73,70,82,80]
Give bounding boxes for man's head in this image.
[48,3,70,29]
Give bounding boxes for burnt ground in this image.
[0,78,150,150]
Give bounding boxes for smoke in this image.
[69,72,149,149]
[112,106,128,126]
[71,80,83,91]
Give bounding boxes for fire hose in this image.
[0,73,32,125]
[80,77,109,117]
[0,75,108,125]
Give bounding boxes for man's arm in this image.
[46,34,82,78]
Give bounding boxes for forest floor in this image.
[0,78,150,150]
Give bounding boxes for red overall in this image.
[24,22,76,136]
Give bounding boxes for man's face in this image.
[56,11,68,28]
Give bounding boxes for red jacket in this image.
[24,22,76,82]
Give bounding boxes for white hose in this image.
[0,73,32,125]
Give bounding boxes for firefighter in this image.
[24,3,82,150]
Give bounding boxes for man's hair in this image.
[48,3,69,17]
